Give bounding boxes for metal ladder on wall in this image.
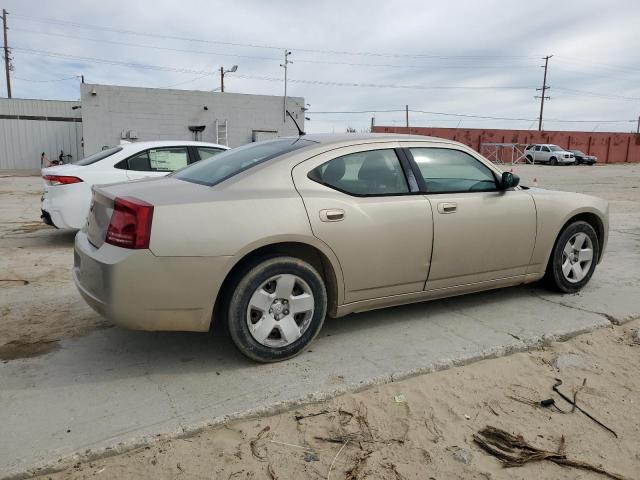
[215,120,228,146]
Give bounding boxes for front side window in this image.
[197,147,225,161]
[409,148,497,193]
[174,138,315,186]
[309,149,409,196]
[542,146,550,152]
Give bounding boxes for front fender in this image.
[527,189,609,274]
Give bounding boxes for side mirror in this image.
[500,171,520,190]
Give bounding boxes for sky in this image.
[3,0,639,134]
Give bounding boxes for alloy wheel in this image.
[561,232,594,283]
[246,274,315,348]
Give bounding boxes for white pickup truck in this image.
[524,144,576,165]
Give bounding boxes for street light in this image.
[219,65,238,92]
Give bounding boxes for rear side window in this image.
[409,148,497,193]
[123,147,189,172]
[174,138,315,186]
[73,147,123,166]
[309,149,409,196]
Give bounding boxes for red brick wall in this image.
[372,126,640,164]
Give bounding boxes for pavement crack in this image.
[145,371,186,434]
[528,289,620,325]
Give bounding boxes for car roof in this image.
[118,140,229,150]
[278,133,462,149]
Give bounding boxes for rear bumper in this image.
[41,183,91,230]
[73,231,230,332]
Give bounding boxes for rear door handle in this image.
[319,209,345,222]
[437,202,457,214]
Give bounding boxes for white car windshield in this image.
[548,146,564,152]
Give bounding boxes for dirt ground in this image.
[38,319,640,480]
[0,175,106,360]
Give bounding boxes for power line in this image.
[233,73,535,90]
[13,74,78,82]
[11,13,543,60]
[554,87,640,102]
[11,46,539,90]
[9,26,541,70]
[554,55,640,74]
[10,46,640,106]
[308,109,636,123]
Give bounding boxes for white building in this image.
[0,83,305,169]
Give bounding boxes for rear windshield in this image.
[173,138,315,186]
[73,146,123,166]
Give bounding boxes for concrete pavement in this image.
[1,164,639,478]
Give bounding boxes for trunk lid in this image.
[86,187,116,248]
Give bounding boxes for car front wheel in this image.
[227,256,327,362]
[549,157,558,166]
[545,221,599,293]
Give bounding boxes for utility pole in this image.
[280,50,292,123]
[2,9,11,98]
[405,105,409,129]
[535,55,552,131]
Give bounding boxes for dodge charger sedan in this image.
[73,134,608,362]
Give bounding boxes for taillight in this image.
[106,197,154,249]
[43,175,83,186]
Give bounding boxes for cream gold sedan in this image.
[73,134,608,362]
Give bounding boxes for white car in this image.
[41,141,229,229]
[524,144,575,165]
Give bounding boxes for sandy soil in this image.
[38,320,640,480]
[0,176,106,361]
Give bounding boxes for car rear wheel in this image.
[227,256,327,362]
[526,155,534,164]
[549,157,558,166]
[545,221,599,293]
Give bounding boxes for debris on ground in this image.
[473,426,625,480]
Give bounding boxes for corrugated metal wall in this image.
[0,99,83,170]
[372,126,640,164]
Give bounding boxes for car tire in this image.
[549,157,558,166]
[526,155,534,164]
[545,221,599,293]
[227,256,327,362]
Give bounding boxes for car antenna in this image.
[286,110,306,137]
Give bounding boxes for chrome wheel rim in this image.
[561,232,594,283]
[246,274,315,348]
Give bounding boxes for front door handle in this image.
[437,202,457,214]
[319,209,345,222]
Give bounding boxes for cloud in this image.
[4,0,639,133]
